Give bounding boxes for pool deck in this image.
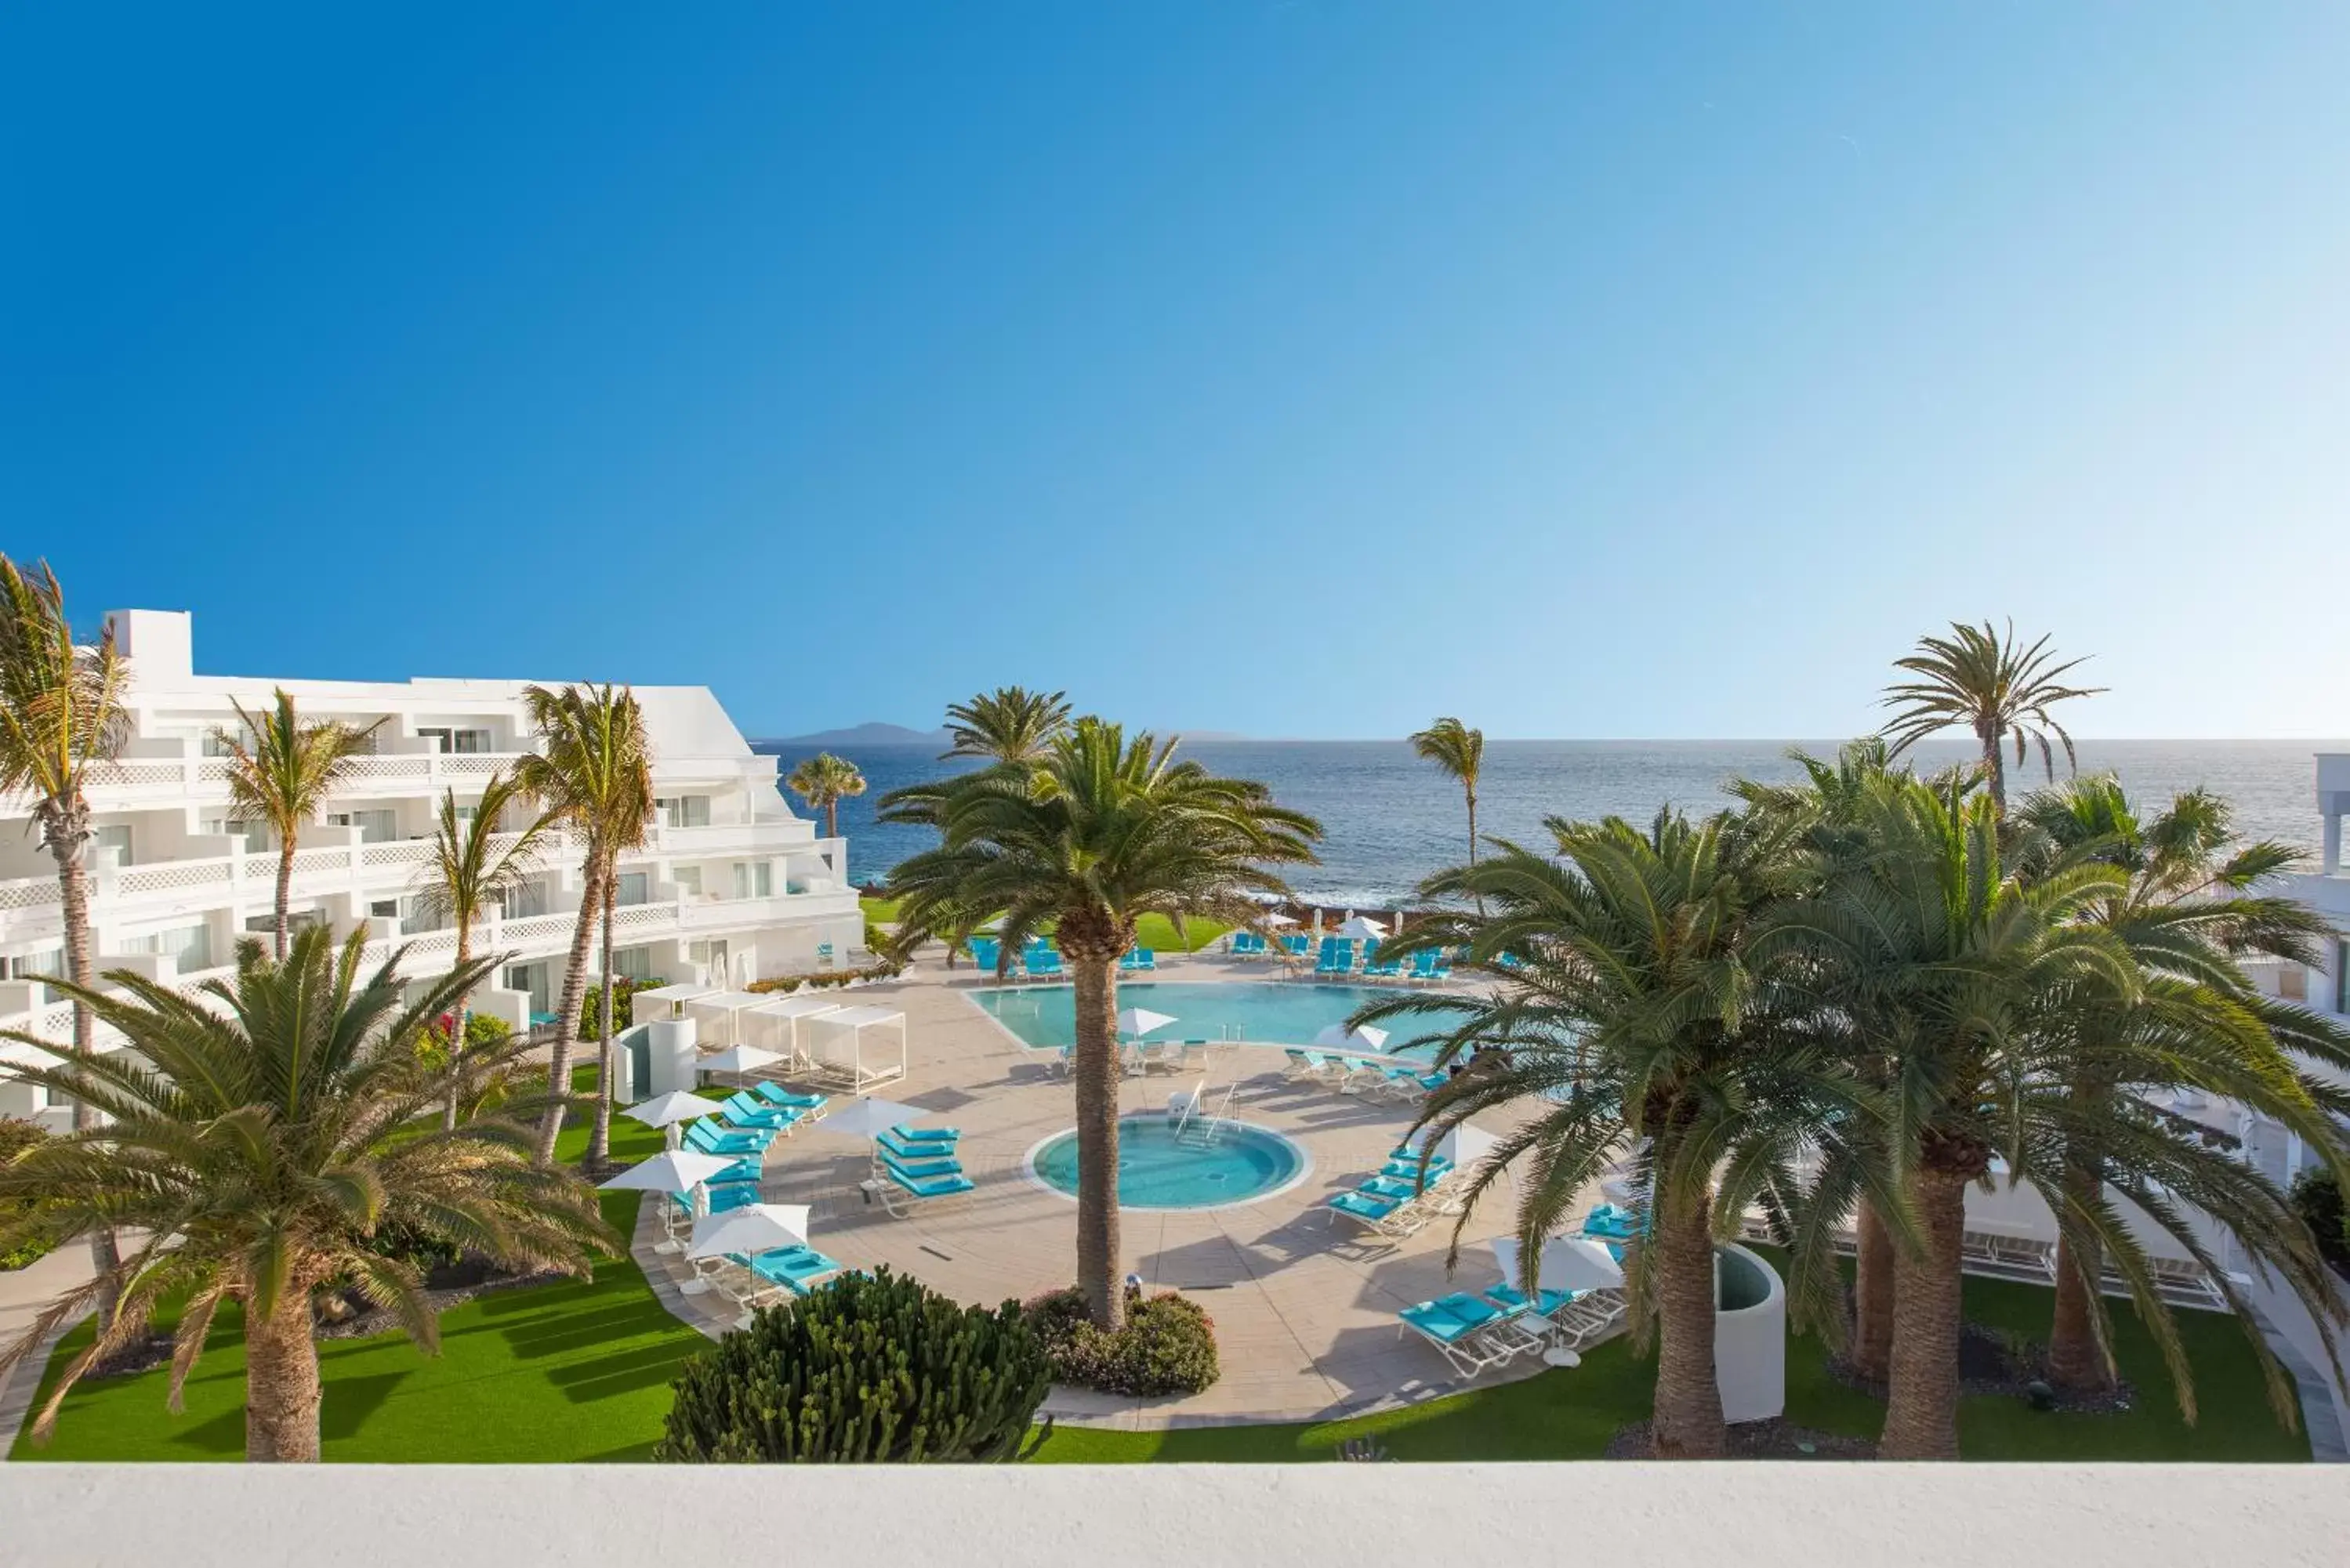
[633,946,1583,1428]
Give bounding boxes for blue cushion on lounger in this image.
[1329,1190,1400,1220]
[885,1165,974,1199]
[891,1124,957,1143]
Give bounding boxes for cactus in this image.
[654,1267,1054,1462]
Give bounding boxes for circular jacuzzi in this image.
[1026,1117,1310,1211]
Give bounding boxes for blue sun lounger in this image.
[720,1091,796,1131]
[745,1244,843,1295]
[1583,1202,1641,1240]
[751,1083,829,1116]
[685,1119,772,1157]
[879,1146,963,1179]
[1397,1291,1535,1377]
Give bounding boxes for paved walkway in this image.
[637,950,1571,1426]
[0,1239,96,1460]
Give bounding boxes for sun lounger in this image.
[751,1084,829,1114]
[685,1119,773,1157]
[1582,1202,1641,1240]
[892,1124,958,1144]
[876,1128,956,1162]
[1380,1153,1453,1186]
[878,1147,963,1180]
[879,1161,977,1215]
[1024,950,1064,980]
[720,1091,796,1131]
[969,936,1001,971]
[1397,1292,1538,1377]
[745,1244,843,1295]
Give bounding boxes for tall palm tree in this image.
[1766,773,2349,1458]
[2013,777,2350,1395]
[887,719,1319,1327]
[1880,621,2102,812]
[0,928,615,1461]
[515,683,655,1167]
[1409,718,1485,912]
[785,751,867,838]
[1360,809,1865,1458]
[941,686,1071,762]
[411,769,555,1130]
[0,557,132,1322]
[216,690,380,958]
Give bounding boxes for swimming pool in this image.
[970,982,1472,1059]
[1026,1117,1309,1211]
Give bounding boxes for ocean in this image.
[751,738,2348,909]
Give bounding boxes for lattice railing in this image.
[0,878,62,911]
[114,860,234,896]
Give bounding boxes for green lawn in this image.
[16,1081,2311,1464]
[1031,1258,2313,1463]
[9,1081,715,1464]
[861,897,1232,958]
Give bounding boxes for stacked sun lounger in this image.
[1581,1202,1642,1242]
[1229,932,1268,957]
[1405,949,1452,983]
[1117,947,1159,972]
[1326,1146,1460,1238]
[875,1124,977,1214]
[1023,947,1064,980]
[1359,943,1403,979]
[969,936,1001,971]
[1313,938,1355,977]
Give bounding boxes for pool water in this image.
[1028,1117,1308,1210]
[972,982,1471,1059]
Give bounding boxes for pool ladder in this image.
[1173,1081,1239,1147]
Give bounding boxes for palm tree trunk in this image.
[45,806,122,1331]
[588,878,617,1167]
[1880,1167,1969,1460]
[273,835,296,960]
[443,924,472,1133]
[2046,1153,2115,1396]
[1466,787,1484,916]
[1978,724,2007,815]
[825,798,839,839]
[243,1289,324,1461]
[534,853,605,1165]
[1648,1187,1726,1458]
[1851,1197,1896,1382]
[1068,950,1126,1331]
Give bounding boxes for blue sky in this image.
[6,5,2346,740]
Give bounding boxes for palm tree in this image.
[1358,809,1863,1458]
[887,719,1318,1327]
[941,686,1071,762]
[785,751,867,838]
[1880,621,2103,812]
[1409,718,1485,911]
[0,557,132,1323]
[2013,777,2350,1396]
[411,769,555,1129]
[0,928,615,1461]
[216,690,381,958]
[514,683,655,1167]
[1766,773,2350,1458]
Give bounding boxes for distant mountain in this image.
[753,722,950,750]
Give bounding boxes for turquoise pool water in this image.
[1028,1117,1308,1210]
[971,982,1471,1058]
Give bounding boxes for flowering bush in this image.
[1022,1285,1220,1396]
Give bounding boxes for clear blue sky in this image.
[7,5,2346,740]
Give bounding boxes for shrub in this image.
[2292,1167,2350,1273]
[655,1268,1053,1462]
[0,1116,56,1271]
[582,975,667,1034]
[1022,1285,1220,1396]
[418,1011,517,1072]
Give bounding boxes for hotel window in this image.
[325,809,397,843]
[200,814,269,853]
[659,796,711,829]
[674,865,703,898]
[4,947,65,981]
[731,861,773,900]
[499,878,550,919]
[615,871,651,907]
[613,946,655,982]
[125,922,213,973]
[89,824,132,866]
[417,726,493,754]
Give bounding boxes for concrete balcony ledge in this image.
[1,1464,2345,1566]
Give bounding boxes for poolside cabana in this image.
[630,982,716,1022]
[803,1005,908,1092]
[740,994,845,1070]
[680,990,771,1050]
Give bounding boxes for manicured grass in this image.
[1030,1259,2312,1463]
[9,1080,714,1464]
[869,900,1232,958]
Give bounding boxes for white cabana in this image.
[631,982,716,1021]
[804,1005,908,1091]
[741,994,845,1067]
[700,1043,782,1084]
[681,989,771,1050]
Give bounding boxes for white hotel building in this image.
[0,609,865,1128]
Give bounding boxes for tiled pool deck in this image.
[634,947,1587,1428]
